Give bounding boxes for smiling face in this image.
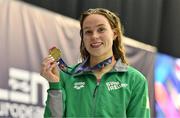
[82,14,116,59]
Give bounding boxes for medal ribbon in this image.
[75,56,113,73]
[49,47,113,75]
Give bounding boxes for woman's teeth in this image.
[90,42,102,48]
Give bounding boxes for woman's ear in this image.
[113,28,118,40]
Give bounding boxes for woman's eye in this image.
[84,30,92,35]
[98,27,106,32]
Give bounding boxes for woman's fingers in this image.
[40,55,60,82]
[41,55,53,71]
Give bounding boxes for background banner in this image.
[0,0,156,117]
[155,53,180,118]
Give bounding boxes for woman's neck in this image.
[89,54,113,67]
[90,55,116,79]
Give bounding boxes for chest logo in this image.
[106,81,128,91]
[74,82,85,90]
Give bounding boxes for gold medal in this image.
[49,47,62,61]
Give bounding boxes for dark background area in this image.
[21,0,180,58]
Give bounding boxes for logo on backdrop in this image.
[0,67,49,118]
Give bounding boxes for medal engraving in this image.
[49,47,62,61]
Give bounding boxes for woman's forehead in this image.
[82,14,110,28]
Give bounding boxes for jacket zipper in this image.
[92,81,100,116]
[93,84,99,98]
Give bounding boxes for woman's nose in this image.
[91,31,99,39]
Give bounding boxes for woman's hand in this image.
[40,55,60,82]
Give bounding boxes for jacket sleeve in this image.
[126,75,151,118]
[44,72,66,118]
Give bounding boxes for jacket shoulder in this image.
[126,66,146,81]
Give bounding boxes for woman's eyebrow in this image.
[83,24,105,30]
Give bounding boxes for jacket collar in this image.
[113,59,128,72]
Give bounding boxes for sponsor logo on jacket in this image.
[74,82,85,90]
[106,81,128,91]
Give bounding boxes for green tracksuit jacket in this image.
[44,59,151,118]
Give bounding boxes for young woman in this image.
[40,8,150,118]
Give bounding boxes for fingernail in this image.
[49,56,54,60]
[51,58,55,61]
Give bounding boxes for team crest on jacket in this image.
[74,82,85,90]
[106,81,128,91]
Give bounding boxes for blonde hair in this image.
[80,8,128,64]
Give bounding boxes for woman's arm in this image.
[126,75,151,118]
[40,55,65,117]
[44,80,66,118]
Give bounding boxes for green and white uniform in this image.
[44,59,150,118]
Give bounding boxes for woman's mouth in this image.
[90,42,103,48]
